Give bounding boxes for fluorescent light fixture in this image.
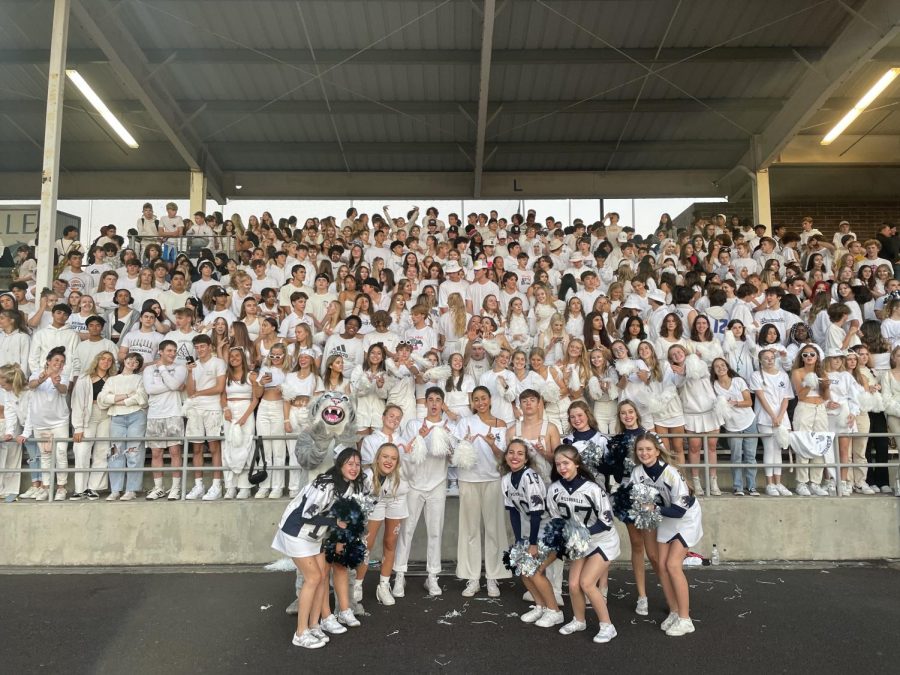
[65,69,139,149]
[821,67,900,145]
[235,184,243,190]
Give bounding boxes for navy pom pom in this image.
[539,518,567,558]
[612,482,635,524]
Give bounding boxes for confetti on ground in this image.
[437,620,453,626]
[434,659,451,666]
[471,620,498,625]
[259,605,271,611]
[505,612,519,618]
[385,630,399,637]
[481,611,499,616]
[441,610,463,619]
[738,611,752,618]
[756,579,776,585]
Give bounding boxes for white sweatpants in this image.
[36,424,70,488]
[758,424,783,477]
[852,412,869,484]
[456,480,511,581]
[394,482,447,576]
[256,399,287,491]
[72,405,110,493]
[0,439,22,496]
[793,402,827,484]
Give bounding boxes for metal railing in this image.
[1,430,897,502]
[127,233,237,260]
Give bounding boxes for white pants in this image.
[456,480,511,581]
[793,402,827,484]
[288,406,311,492]
[758,424,783,477]
[72,405,110,493]
[851,412,869,484]
[394,482,447,576]
[36,424,70,487]
[0,438,22,496]
[256,399,287,491]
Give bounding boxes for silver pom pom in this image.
[628,483,662,530]
[351,492,377,517]
[452,438,478,470]
[562,519,593,560]
[508,541,547,577]
[579,439,605,474]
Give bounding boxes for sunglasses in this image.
[801,352,817,358]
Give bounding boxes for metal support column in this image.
[751,168,772,234]
[36,0,71,291]
[189,169,206,216]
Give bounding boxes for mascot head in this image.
[294,391,359,470]
[311,391,356,433]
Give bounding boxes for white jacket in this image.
[71,375,106,433]
[1,389,30,436]
[97,374,148,416]
[27,324,81,377]
[0,330,32,377]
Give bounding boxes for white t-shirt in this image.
[750,370,793,427]
[713,377,755,431]
[454,414,506,482]
[119,329,163,363]
[466,280,500,314]
[189,356,226,411]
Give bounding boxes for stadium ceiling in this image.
[0,0,899,202]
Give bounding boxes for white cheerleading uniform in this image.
[273,474,342,558]
[546,476,620,561]
[502,467,547,544]
[630,461,703,547]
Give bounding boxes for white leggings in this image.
[757,424,784,477]
[72,405,109,493]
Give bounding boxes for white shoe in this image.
[337,608,360,627]
[824,479,837,496]
[839,481,853,496]
[392,573,405,598]
[536,608,565,628]
[19,486,37,499]
[167,485,182,500]
[309,626,329,643]
[558,618,586,635]
[202,483,222,501]
[795,483,811,496]
[236,488,251,499]
[765,484,780,496]
[809,483,828,497]
[105,491,120,502]
[880,485,893,494]
[376,582,395,606]
[34,487,49,501]
[352,579,364,603]
[520,605,545,623]
[254,488,269,499]
[692,477,704,494]
[853,482,875,495]
[268,488,283,499]
[635,596,648,616]
[425,575,442,597]
[666,616,695,636]
[660,612,679,631]
[292,630,325,649]
[462,579,480,597]
[289,489,300,498]
[54,487,67,501]
[185,483,205,500]
[775,483,792,496]
[486,579,500,597]
[709,478,722,496]
[120,491,136,501]
[446,479,459,497]
[224,487,237,500]
[320,614,347,635]
[146,487,166,501]
[593,622,617,643]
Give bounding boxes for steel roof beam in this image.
[473,0,496,197]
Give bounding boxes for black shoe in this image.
[69,492,84,501]
[84,490,100,501]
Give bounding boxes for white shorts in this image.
[146,417,185,449]
[684,410,720,434]
[272,529,322,559]
[370,494,409,521]
[186,409,224,438]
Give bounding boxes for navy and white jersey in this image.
[278,473,367,542]
[630,460,703,547]
[561,429,610,471]
[502,467,547,518]
[546,476,614,535]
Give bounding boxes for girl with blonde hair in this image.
[0,364,28,501]
[70,351,114,500]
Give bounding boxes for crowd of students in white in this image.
[0,203,897,510]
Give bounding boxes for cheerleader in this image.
[561,401,609,476]
[221,348,261,499]
[500,439,562,626]
[586,348,618,434]
[355,443,409,606]
[668,344,722,495]
[351,343,390,436]
[272,448,366,649]
[630,432,702,637]
[546,445,620,643]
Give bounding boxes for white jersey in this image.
[502,467,547,542]
[630,460,703,547]
[546,475,620,560]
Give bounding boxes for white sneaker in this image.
[320,614,347,635]
[268,488,283,499]
[167,485,182,500]
[809,483,828,497]
[309,626,329,643]
[558,618,586,635]
[105,491,120,501]
[54,487,67,501]
[854,482,876,495]
[337,608,360,627]
[533,608,563,628]
[666,616,695,636]
[839,481,853,496]
[709,478,722,496]
[462,579,480,597]
[880,485,893,494]
[289,488,300,498]
[224,487,237,500]
[185,483,205,500]
[660,612,679,631]
[824,480,836,496]
[635,596,648,616]
[33,487,49,501]
[352,579,364,603]
[425,575,442,597]
[120,491,136,501]
[486,579,500,597]
[236,488,251,499]
[593,622,617,643]
[520,605,545,623]
[376,582,395,606]
[446,479,459,496]
[254,488,270,499]
[692,477,704,494]
[146,487,166,501]
[292,630,325,649]
[765,484,780,496]
[776,483,793,496]
[202,483,222,501]
[19,486,37,499]
[795,483,811,496]
[392,573,405,598]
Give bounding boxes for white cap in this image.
[617,232,629,243]
[549,240,563,251]
[444,261,463,274]
[825,348,846,358]
[569,253,584,263]
[648,289,667,304]
[622,296,643,310]
[498,229,508,238]
[483,238,497,247]
[473,260,488,271]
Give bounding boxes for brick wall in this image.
[679,201,900,241]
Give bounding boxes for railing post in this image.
[181,429,189,501]
[834,432,843,497]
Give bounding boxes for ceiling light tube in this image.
[65,69,140,148]
[821,67,900,145]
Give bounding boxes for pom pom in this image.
[628,483,663,530]
[323,533,367,568]
[481,338,501,357]
[567,367,581,392]
[411,353,433,370]
[615,359,636,378]
[452,438,477,470]
[802,372,819,390]
[883,397,900,419]
[684,353,708,380]
[588,377,603,401]
[408,435,428,465]
[424,364,452,382]
[870,391,885,413]
[562,519,593,560]
[351,492,377,517]
[773,424,791,450]
[329,496,368,536]
[694,340,723,364]
[541,379,561,404]
[502,548,514,573]
[723,329,737,349]
[504,540,547,577]
[857,390,882,413]
[647,388,676,416]
[539,518,567,558]
[579,438,606,475]
[429,424,452,457]
[612,482,635,523]
[714,396,732,424]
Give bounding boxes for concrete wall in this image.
[2,497,898,567]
